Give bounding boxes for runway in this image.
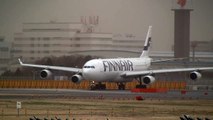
[0,88,212,100]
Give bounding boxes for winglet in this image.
[18,58,23,65]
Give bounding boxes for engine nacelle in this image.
[40,69,52,79]
[142,75,156,85]
[190,71,202,80]
[71,74,83,83]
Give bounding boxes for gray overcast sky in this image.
[0,0,213,51]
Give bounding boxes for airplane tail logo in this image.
[140,26,152,58]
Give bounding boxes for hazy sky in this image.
[0,0,213,51]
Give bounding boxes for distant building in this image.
[12,21,144,62]
[190,40,213,52]
[11,21,213,68]
[0,36,11,75]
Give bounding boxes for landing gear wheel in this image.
[135,76,147,88]
[98,83,106,90]
[136,84,147,88]
[117,83,126,90]
[90,82,106,90]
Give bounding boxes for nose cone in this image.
[83,68,95,80]
[82,59,100,80]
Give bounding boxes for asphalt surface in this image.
[0,88,212,100]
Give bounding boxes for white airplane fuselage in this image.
[82,57,152,82]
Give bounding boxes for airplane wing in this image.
[18,59,82,73]
[121,67,213,77]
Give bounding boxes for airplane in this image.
[18,26,213,90]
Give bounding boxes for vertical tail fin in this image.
[140,26,152,58]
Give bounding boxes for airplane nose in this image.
[83,68,93,79]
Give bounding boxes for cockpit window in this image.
[83,66,95,69]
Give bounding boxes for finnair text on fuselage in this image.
[102,60,134,72]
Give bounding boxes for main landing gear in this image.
[117,82,126,90]
[90,81,126,90]
[90,81,106,90]
[135,77,147,89]
[89,78,147,90]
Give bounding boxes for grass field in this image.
[0,98,213,120]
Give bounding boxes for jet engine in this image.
[40,69,52,79]
[142,75,156,85]
[190,71,202,80]
[71,74,83,83]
